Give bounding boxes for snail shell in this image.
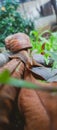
[5,33,32,52]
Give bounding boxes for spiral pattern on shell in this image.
[5,33,32,52]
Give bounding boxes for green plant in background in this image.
[30,30,44,54]
[30,30,57,68]
[0,0,34,47]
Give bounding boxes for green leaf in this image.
[0,70,57,92]
[3,76,57,92]
[0,70,10,83]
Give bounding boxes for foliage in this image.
[0,70,57,92]
[0,0,34,46]
[30,30,57,68]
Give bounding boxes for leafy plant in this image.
[30,30,57,68]
[0,0,34,46]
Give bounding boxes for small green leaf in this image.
[0,70,10,83]
[5,77,57,92]
[0,70,57,92]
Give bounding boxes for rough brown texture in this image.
[0,32,57,130]
[18,88,50,130]
[18,70,57,130]
[5,33,32,52]
[0,59,25,129]
[0,59,20,74]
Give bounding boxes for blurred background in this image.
[0,0,57,47]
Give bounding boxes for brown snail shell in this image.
[5,33,32,52]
